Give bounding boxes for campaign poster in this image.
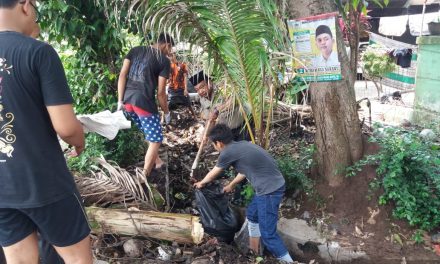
[287,13,342,82]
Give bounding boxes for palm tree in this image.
[96,0,290,147]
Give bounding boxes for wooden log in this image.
[276,102,312,113]
[86,207,204,244]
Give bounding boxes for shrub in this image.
[67,134,108,173]
[60,48,146,172]
[361,44,395,79]
[68,127,146,173]
[277,143,314,195]
[104,126,146,168]
[61,51,118,115]
[348,124,440,230]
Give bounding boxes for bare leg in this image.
[54,235,93,264]
[249,236,260,255]
[3,231,39,264]
[143,141,161,176]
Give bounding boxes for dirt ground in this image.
[288,137,440,264]
[86,106,440,264]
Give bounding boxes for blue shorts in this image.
[0,193,90,247]
[125,111,163,143]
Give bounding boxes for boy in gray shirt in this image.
[194,124,293,263]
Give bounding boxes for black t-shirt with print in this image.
[123,46,171,114]
[0,31,77,208]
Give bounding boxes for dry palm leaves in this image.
[75,156,158,210]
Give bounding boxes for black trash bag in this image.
[195,182,240,243]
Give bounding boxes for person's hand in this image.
[210,108,219,121]
[165,112,171,124]
[223,184,234,193]
[202,135,209,146]
[117,101,124,111]
[184,89,189,97]
[70,144,85,157]
[194,181,205,189]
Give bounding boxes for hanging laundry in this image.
[389,48,413,68]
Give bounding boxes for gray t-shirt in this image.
[216,141,285,195]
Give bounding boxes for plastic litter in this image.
[195,182,240,243]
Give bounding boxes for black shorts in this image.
[0,193,90,247]
[168,89,191,109]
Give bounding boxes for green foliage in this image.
[412,230,425,244]
[38,1,147,172]
[68,127,146,173]
[67,134,108,173]
[240,183,255,206]
[361,45,395,78]
[348,124,440,230]
[283,79,308,105]
[276,143,314,195]
[336,0,389,79]
[61,49,146,172]
[98,0,290,146]
[337,0,389,18]
[105,127,146,168]
[39,0,129,64]
[60,51,117,114]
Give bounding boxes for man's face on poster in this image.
[316,33,333,59]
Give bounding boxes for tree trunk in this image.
[348,4,361,83]
[285,0,363,186]
[86,207,204,244]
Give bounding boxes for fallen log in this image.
[276,101,311,113]
[86,207,204,244]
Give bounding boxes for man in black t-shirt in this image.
[117,33,173,177]
[0,1,92,263]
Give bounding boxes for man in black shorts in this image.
[0,1,92,263]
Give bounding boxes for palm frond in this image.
[75,156,157,210]
[94,0,291,146]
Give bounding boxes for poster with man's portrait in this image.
[287,13,342,82]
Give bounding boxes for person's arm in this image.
[223,173,246,193]
[216,97,233,113]
[157,76,169,114]
[35,44,84,155]
[117,59,131,109]
[194,166,224,189]
[210,97,232,121]
[47,104,85,156]
[183,74,189,97]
